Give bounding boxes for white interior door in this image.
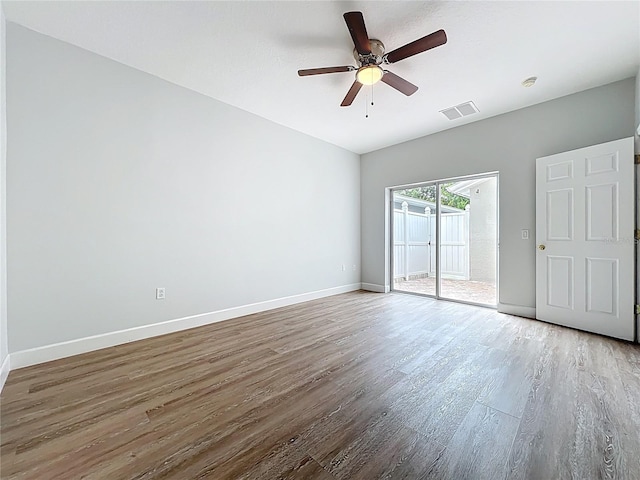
[536,137,635,341]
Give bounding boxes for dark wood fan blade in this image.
[385,29,447,64]
[381,71,418,96]
[344,11,371,55]
[298,66,354,76]
[340,81,363,106]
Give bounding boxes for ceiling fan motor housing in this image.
[353,39,385,66]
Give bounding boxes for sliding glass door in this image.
[392,184,437,297]
[391,173,498,307]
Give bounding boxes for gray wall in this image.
[7,23,361,353]
[0,7,7,367]
[361,78,636,311]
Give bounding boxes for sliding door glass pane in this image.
[392,187,437,296]
[438,177,497,306]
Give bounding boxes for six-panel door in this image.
[535,137,634,341]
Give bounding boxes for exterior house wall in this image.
[468,177,497,283]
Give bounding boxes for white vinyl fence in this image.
[393,202,470,280]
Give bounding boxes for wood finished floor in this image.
[1,291,640,479]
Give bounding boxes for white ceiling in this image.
[3,1,639,154]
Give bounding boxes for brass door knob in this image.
[538,244,546,250]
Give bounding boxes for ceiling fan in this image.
[297,11,447,107]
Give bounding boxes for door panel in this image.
[438,177,498,306]
[586,153,618,176]
[585,183,617,240]
[546,160,573,181]
[392,186,437,297]
[585,257,617,315]
[546,189,573,240]
[546,256,573,309]
[536,137,634,340]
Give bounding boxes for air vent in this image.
[440,101,479,120]
[440,107,462,120]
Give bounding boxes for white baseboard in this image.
[498,302,536,319]
[361,283,389,293]
[0,354,9,393]
[9,283,362,370]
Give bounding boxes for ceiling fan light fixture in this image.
[356,65,383,85]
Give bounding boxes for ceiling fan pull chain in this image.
[371,84,374,106]
[365,91,369,118]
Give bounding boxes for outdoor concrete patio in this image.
[393,277,496,306]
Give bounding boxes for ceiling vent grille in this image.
[440,101,479,120]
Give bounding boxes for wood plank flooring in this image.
[1,291,640,479]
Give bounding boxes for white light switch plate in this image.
[521,229,529,240]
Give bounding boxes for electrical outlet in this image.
[521,229,529,240]
[156,287,165,300]
[352,264,356,271]
[342,264,346,271]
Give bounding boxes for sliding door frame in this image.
[389,172,500,309]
